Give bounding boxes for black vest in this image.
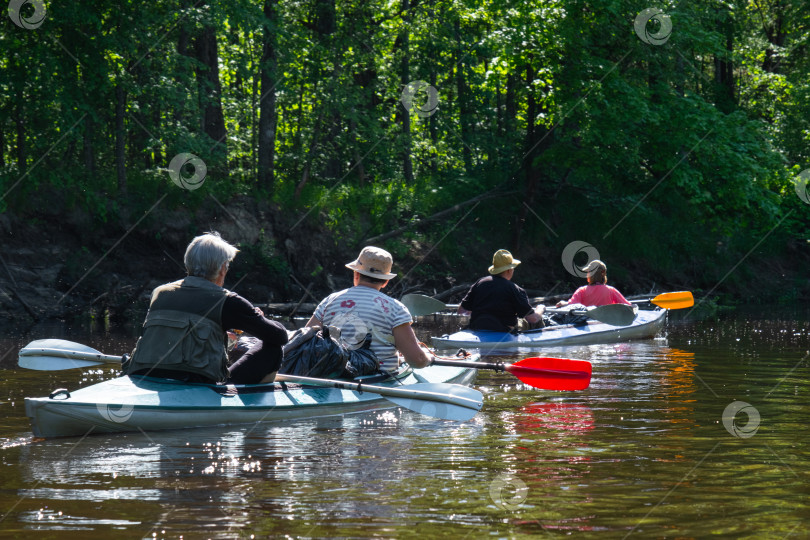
[125,276,230,382]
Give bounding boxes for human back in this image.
[557,259,631,308]
[306,246,433,371]
[458,249,543,332]
[314,285,411,369]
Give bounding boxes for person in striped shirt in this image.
[305,246,433,371]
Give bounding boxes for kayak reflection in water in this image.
[457,249,545,332]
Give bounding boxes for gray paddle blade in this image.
[400,294,448,317]
[587,304,636,326]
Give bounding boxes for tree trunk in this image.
[258,0,279,192]
[314,0,336,35]
[398,0,414,184]
[713,8,735,113]
[505,72,517,144]
[295,113,324,200]
[115,83,127,194]
[762,10,786,73]
[194,22,227,154]
[14,99,24,173]
[83,115,96,175]
[152,108,163,165]
[513,61,550,250]
[455,18,473,175]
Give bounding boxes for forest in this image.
[1,0,809,318]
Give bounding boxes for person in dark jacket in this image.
[458,249,544,332]
[124,232,288,384]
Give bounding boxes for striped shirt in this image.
[312,286,412,368]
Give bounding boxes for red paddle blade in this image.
[506,357,592,391]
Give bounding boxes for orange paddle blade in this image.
[507,357,592,391]
[650,291,694,310]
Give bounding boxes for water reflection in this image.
[1,307,810,537]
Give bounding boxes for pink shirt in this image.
[567,284,631,307]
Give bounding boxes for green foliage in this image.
[0,0,808,298]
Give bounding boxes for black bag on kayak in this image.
[277,326,380,379]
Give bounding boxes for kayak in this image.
[431,308,667,351]
[24,362,478,439]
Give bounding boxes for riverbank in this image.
[1,195,807,326]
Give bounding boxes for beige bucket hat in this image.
[345,246,397,280]
[488,249,521,275]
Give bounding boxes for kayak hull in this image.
[431,309,667,350]
[25,363,477,439]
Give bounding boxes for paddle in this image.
[274,373,482,421]
[401,294,448,317]
[401,293,635,326]
[545,303,636,326]
[631,291,694,310]
[18,339,483,422]
[431,356,591,391]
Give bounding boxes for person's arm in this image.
[458,285,474,316]
[513,285,541,323]
[557,287,583,307]
[304,314,321,327]
[392,323,432,368]
[524,305,545,324]
[222,295,289,345]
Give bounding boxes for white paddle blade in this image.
[18,355,108,371]
[22,338,105,355]
[385,382,483,421]
[18,339,122,371]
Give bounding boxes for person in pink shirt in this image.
[556,260,631,307]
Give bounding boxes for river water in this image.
[0,306,808,538]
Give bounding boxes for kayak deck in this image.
[25,363,478,439]
[431,308,667,351]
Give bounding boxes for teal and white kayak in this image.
[25,362,479,439]
[431,308,667,351]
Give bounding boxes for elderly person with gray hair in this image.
[125,232,288,384]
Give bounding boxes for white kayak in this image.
[24,362,479,439]
[431,308,667,351]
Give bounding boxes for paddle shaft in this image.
[275,373,483,411]
[403,293,635,325]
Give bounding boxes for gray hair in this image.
[184,232,238,280]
